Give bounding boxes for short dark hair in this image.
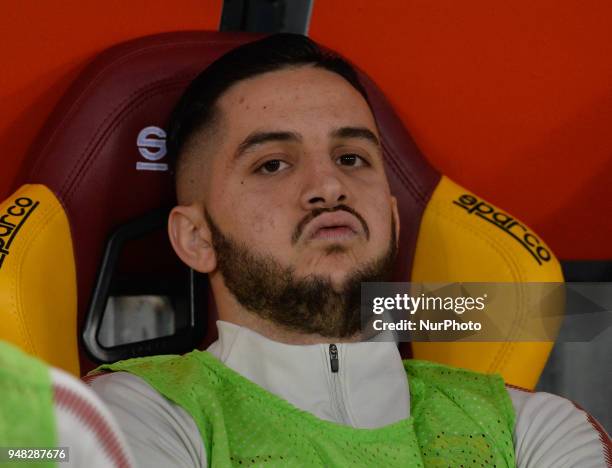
[166,33,370,197]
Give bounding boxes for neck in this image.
[211,275,362,345]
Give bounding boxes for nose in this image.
[299,159,349,210]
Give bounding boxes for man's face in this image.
[182,65,399,337]
[205,66,397,281]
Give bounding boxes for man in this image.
[89,34,610,467]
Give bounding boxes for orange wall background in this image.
[1,1,610,260]
[0,0,221,199]
[311,0,612,260]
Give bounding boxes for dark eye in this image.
[337,153,367,167]
[257,159,290,174]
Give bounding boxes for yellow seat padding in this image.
[0,185,79,376]
[411,176,563,389]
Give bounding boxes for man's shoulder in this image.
[87,349,237,411]
[94,351,195,374]
[89,349,220,384]
[403,358,506,391]
[87,371,207,468]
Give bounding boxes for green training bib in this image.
[100,351,516,467]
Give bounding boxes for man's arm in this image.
[508,386,610,468]
[87,372,206,468]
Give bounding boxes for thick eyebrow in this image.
[234,131,302,160]
[330,126,381,148]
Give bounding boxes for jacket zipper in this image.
[328,344,351,424]
[329,344,339,373]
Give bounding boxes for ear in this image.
[390,195,400,246]
[168,204,216,273]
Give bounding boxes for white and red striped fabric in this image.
[51,368,134,468]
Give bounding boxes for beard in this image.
[205,209,397,338]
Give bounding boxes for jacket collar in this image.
[207,321,410,428]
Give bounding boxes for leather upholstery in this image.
[411,176,562,388]
[0,185,78,374]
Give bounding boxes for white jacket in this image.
[89,321,610,467]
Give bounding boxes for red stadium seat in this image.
[0,32,563,387]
